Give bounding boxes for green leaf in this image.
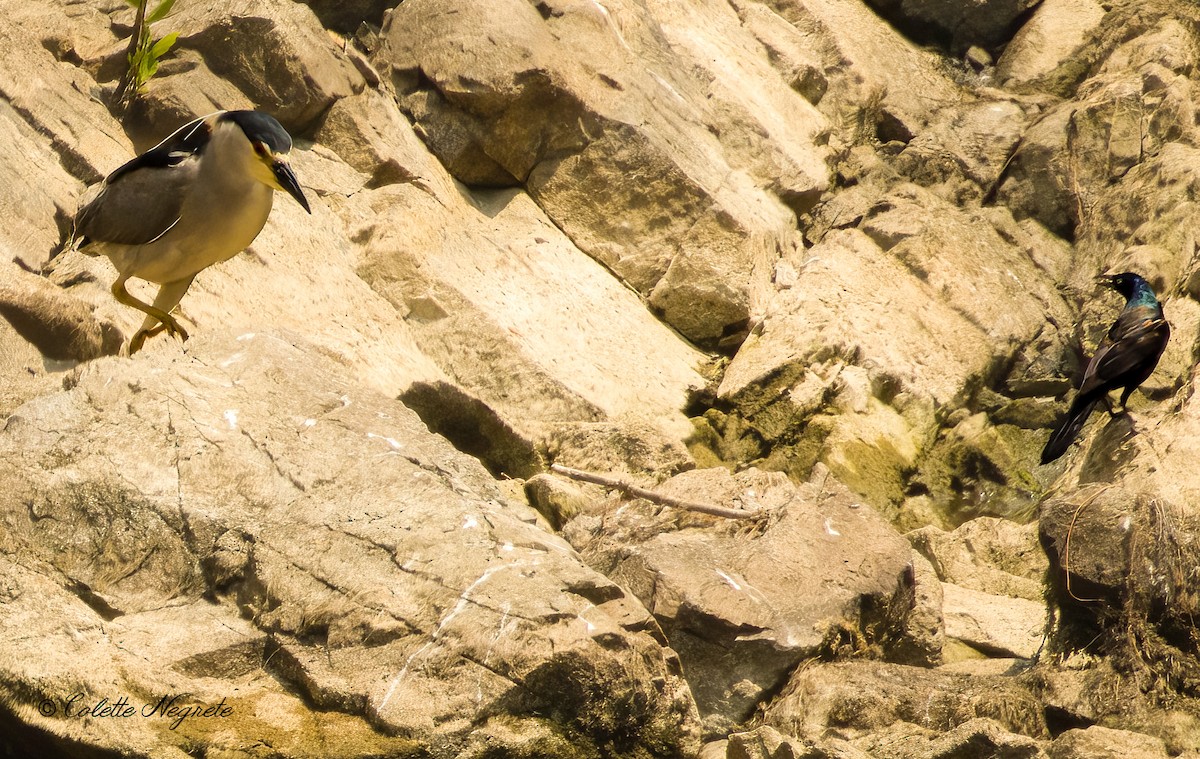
[150,32,178,59]
[146,0,177,24]
[137,53,154,83]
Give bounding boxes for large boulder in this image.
[908,517,1046,601]
[375,0,829,348]
[744,0,964,142]
[1050,726,1170,759]
[147,0,367,135]
[763,661,1048,743]
[563,465,918,734]
[0,333,702,757]
[892,98,1030,198]
[0,16,132,269]
[940,582,1046,659]
[862,0,1042,52]
[995,0,1107,90]
[352,180,708,448]
[708,185,1073,518]
[0,264,122,363]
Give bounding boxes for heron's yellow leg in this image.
[111,275,189,353]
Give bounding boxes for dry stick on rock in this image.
[549,463,760,520]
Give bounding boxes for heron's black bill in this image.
[272,160,311,214]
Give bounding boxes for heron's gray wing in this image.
[74,114,215,247]
[74,155,200,246]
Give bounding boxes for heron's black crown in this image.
[221,110,293,154]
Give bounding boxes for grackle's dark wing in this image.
[1078,307,1170,396]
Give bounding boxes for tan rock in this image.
[1033,663,1200,754]
[765,661,1047,742]
[941,582,1046,659]
[546,420,696,478]
[564,465,916,733]
[377,0,828,347]
[0,19,132,269]
[733,2,830,106]
[0,332,702,757]
[996,0,1107,88]
[715,196,1071,513]
[0,0,121,68]
[994,105,1076,238]
[858,186,1073,345]
[719,228,983,406]
[314,87,448,189]
[999,15,1200,244]
[0,313,62,419]
[1050,726,1170,759]
[747,0,963,141]
[856,717,1048,759]
[0,111,79,270]
[0,263,122,363]
[907,517,1047,601]
[894,98,1029,193]
[0,20,131,183]
[899,550,946,666]
[169,0,366,131]
[355,183,707,441]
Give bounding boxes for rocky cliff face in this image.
[3,0,1200,757]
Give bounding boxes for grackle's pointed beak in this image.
[271,158,311,214]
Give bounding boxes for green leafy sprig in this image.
[115,0,179,108]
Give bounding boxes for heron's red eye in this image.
[253,141,269,157]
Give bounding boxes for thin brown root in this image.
[1064,487,1108,603]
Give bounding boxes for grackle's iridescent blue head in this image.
[1100,271,1157,306]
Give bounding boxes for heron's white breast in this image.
[99,123,278,285]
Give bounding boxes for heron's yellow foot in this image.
[128,317,189,354]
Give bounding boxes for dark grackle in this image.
[1040,272,1170,465]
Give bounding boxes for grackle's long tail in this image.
[1040,391,1102,464]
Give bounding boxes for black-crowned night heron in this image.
[70,110,311,353]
